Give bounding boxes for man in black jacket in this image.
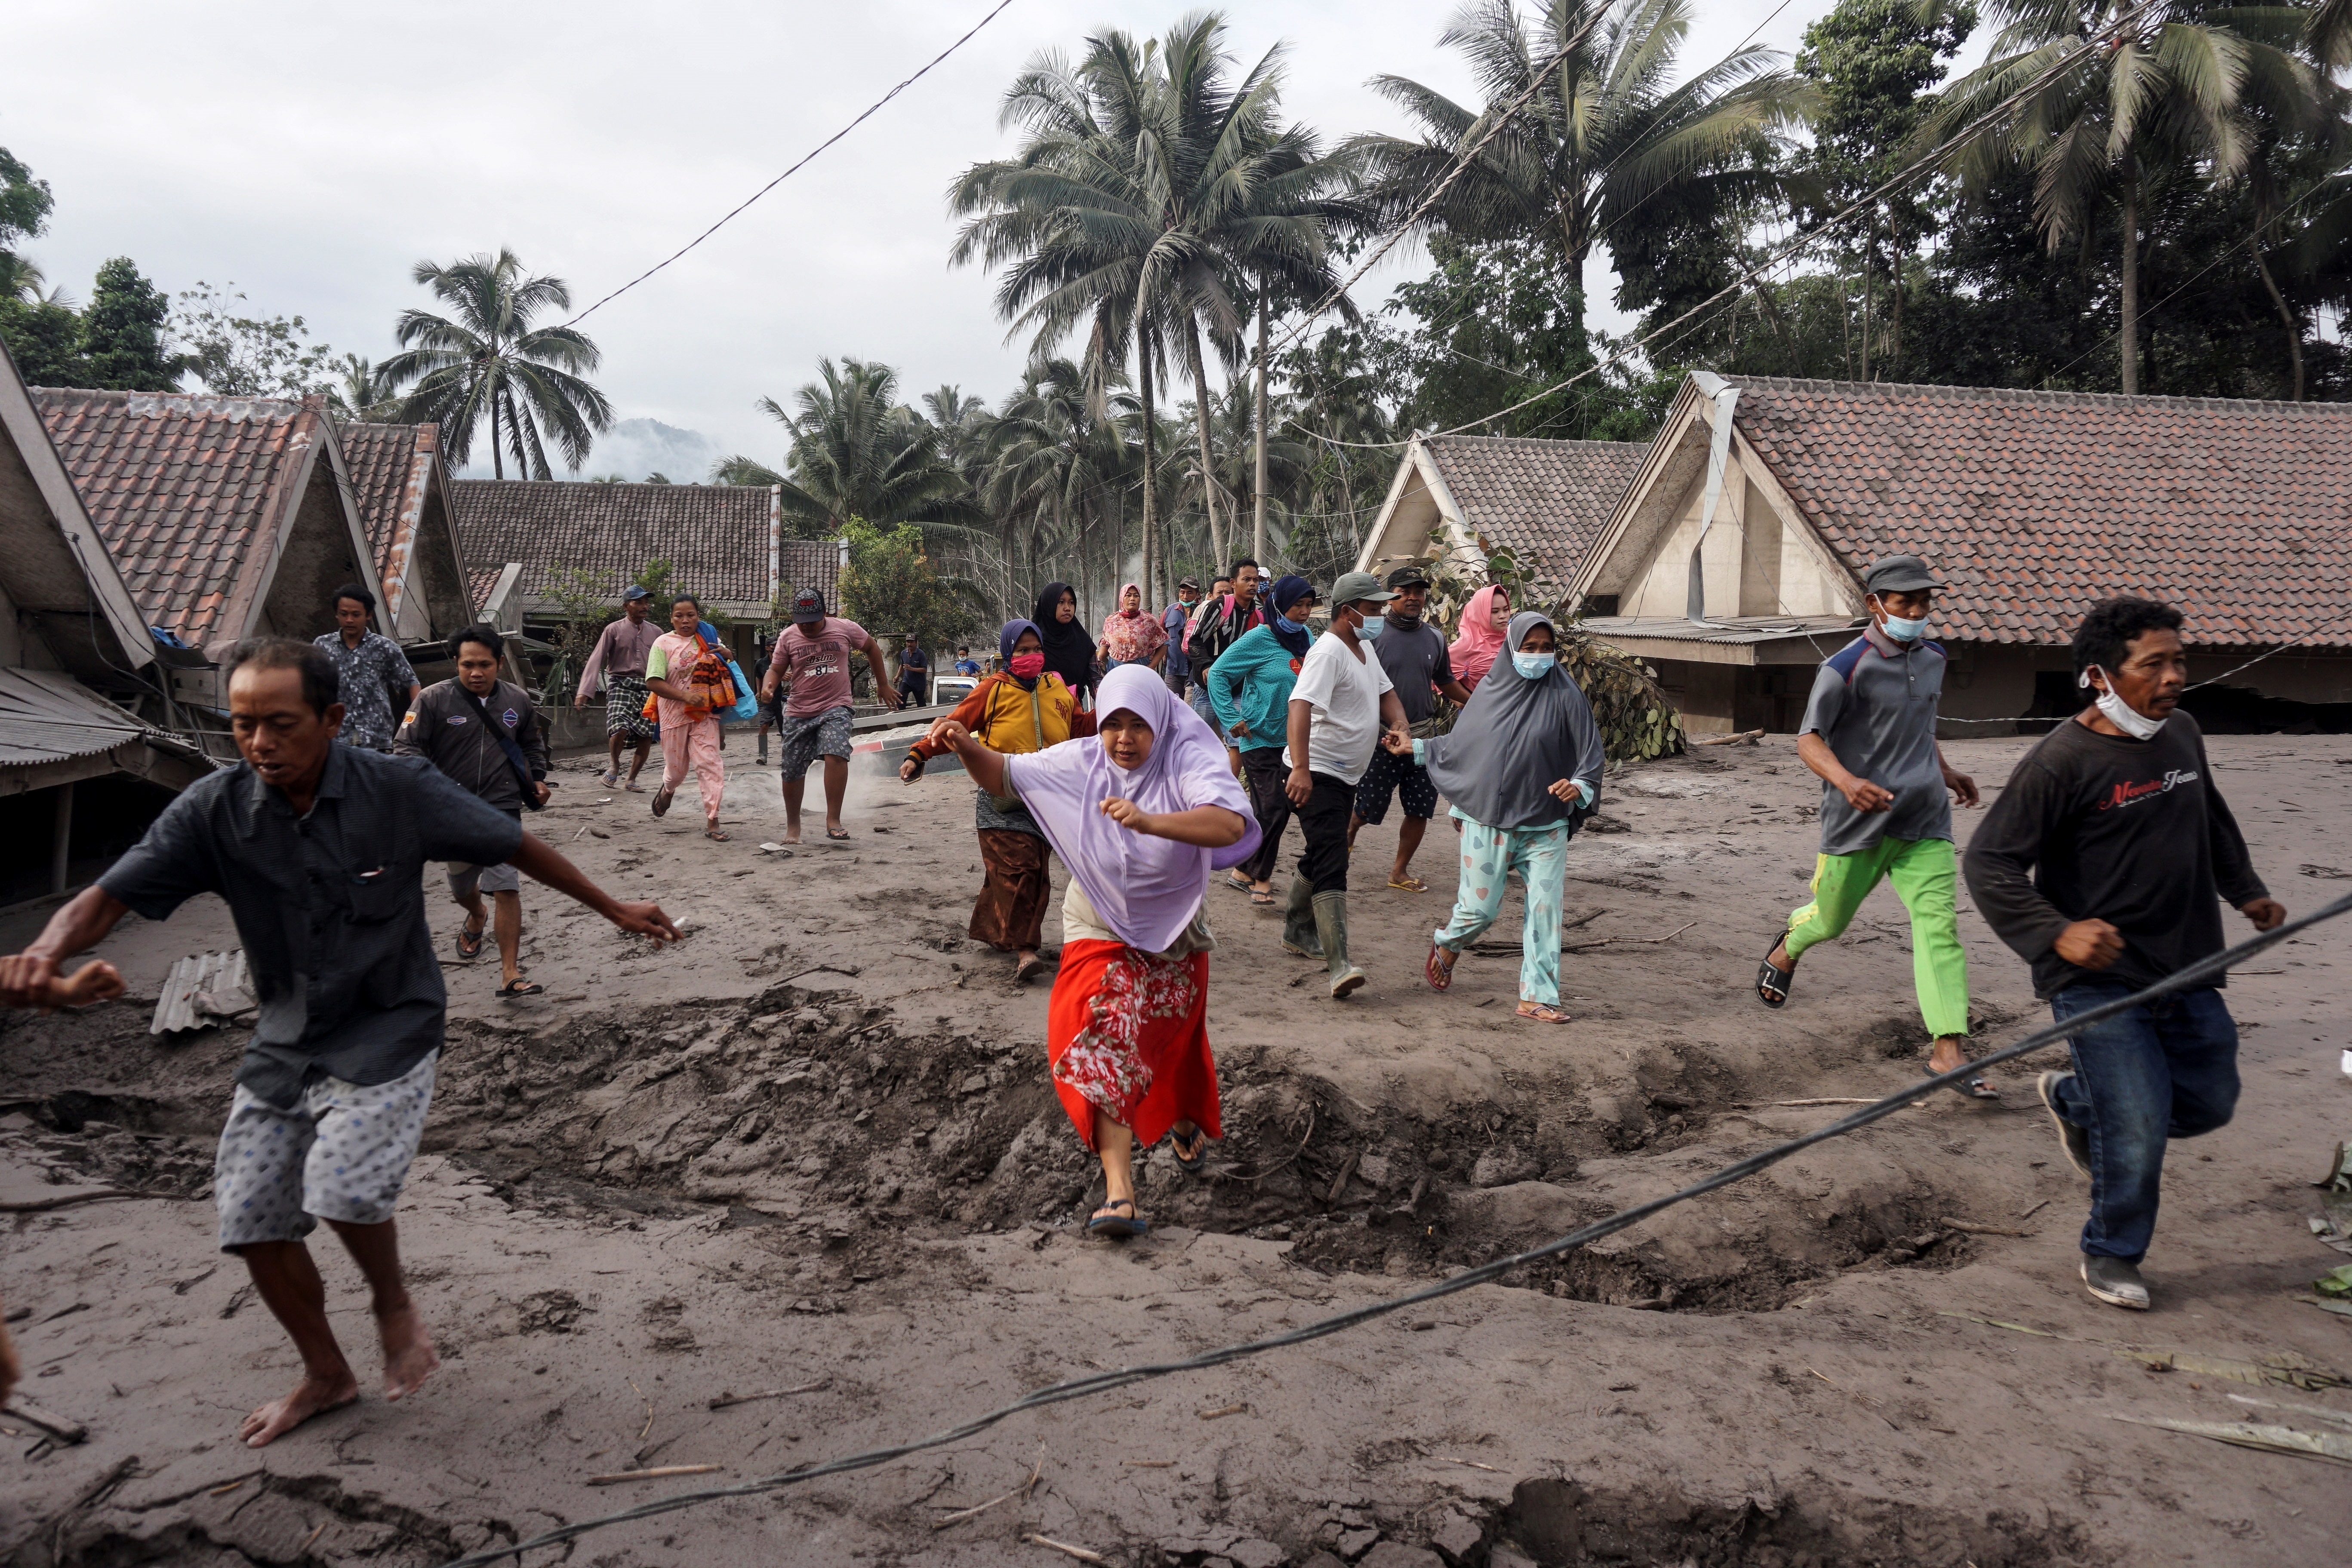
[1963,597,2284,1311]
[395,625,552,998]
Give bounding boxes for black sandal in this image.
[1168,1125,1208,1172]
[1087,1198,1145,1239]
[1924,1063,2000,1100]
[1756,938,1795,1008]
[456,923,485,961]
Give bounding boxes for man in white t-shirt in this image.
[1283,571,1409,999]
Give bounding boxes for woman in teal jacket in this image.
[1207,575,1318,905]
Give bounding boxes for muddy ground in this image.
[2,730,2349,1568]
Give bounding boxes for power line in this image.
[440,884,2352,1568]
[563,0,1020,328]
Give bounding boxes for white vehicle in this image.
[930,673,981,708]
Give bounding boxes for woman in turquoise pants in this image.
[1403,612,1605,1024]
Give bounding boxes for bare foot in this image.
[378,1298,440,1402]
[240,1371,359,1447]
[782,824,803,845]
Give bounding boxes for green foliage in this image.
[0,146,55,304]
[174,281,336,398]
[329,353,400,421]
[725,358,982,541]
[80,259,178,391]
[0,295,84,383]
[381,249,612,480]
[836,517,981,657]
[634,558,676,609]
[537,563,619,709]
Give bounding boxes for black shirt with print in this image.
[1962,711,2269,999]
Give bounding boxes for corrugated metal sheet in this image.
[0,668,172,768]
[151,949,253,1035]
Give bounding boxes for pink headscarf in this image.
[1100,581,1166,664]
[1448,585,1512,692]
[1003,664,1259,951]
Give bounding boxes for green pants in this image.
[1784,836,1970,1039]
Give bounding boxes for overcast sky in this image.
[5,0,1853,477]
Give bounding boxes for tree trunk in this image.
[1185,321,1226,582]
[2119,176,2140,396]
[1253,277,1270,567]
[489,393,503,481]
[1137,330,1157,606]
[1888,232,1905,381]
[2253,233,2303,401]
[1859,235,1872,381]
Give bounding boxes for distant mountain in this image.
[573,418,723,483]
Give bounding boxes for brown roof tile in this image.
[450,479,837,614]
[32,387,325,645]
[1424,434,1649,585]
[1730,378,2352,647]
[338,421,436,622]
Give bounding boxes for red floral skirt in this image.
[1047,939,1220,1151]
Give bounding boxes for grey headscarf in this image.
[1421,611,1605,830]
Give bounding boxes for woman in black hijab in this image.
[1031,581,1096,702]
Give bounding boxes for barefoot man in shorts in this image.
[0,638,676,1447]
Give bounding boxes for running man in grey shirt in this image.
[1754,555,1993,1096]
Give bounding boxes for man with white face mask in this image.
[1964,596,2283,1312]
[1755,555,1990,1097]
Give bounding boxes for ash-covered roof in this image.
[1422,434,1650,581]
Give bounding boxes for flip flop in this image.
[1517,1002,1573,1024]
[1388,876,1428,892]
[1225,873,1254,893]
[651,786,675,818]
[623,781,647,793]
[1087,1199,1145,1239]
[600,769,619,787]
[1925,1064,2000,1100]
[826,828,851,841]
[1756,939,1795,1008]
[456,924,485,960]
[705,828,731,842]
[1014,953,1044,985]
[1168,1125,1209,1172]
[1425,942,1457,992]
[495,978,544,999]
[1249,889,1276,907]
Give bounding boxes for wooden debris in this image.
[300,1521,329,1554]
[1694,729,1766,747]
[1324,1152,1359,1206]
[2016,1199,2051,1221]
[5,1396,87,1444]
[1025,1534,1110,1564]
[1805,1366,1899,1432]
[0,1190,157,1214]
[206,1477,246,1496]
[1939,1218,2033,1238]
[707,1379,828,1410]
[1436,1456,1504,1472]
[1196,1403,1248,1420]
[586,1464,724,1485]
[1121,1460,1174,1468]
[932,1445,1046,1529]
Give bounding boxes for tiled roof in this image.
[450,479,833,612]
[338,423,428,578]
[469,565,507,614]
[1424,434,1650,582]
[31,387,325,645]
[1730,378,2352,648]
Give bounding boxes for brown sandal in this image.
[1425,943,1457,992]
[1516,1001,1572,1024]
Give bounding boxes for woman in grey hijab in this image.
[1383,610,1604,1023]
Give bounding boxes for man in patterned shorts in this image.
[575,584,662,790]
[0,639,676,1448]
[760,588,901,842]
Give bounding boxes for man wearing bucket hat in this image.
[1755,555,1992,1097]
[1283,571,1410,999]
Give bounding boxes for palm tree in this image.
[985,357,1136,609]
[719,358,983,538]
[1344,0,1813,341]
[1925,0,2319,394]
[380,249,612,479]
[328,353,400,422]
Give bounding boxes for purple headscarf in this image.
[1003,664,1259,952]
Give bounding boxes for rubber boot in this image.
[1313,889,1366,999]
[1281,872,1321,958]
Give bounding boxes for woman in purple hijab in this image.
[918,665,1257,1238]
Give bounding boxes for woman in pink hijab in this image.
[920,665,1256,1239]
[1447,584,1514,692]
[1098,581,1168,671]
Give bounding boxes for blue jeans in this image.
[2047,981,2239,1261]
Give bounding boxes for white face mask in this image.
[2080,666,2167,740]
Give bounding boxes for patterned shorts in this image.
[778,704,855,780]
[606,674,658,743]
[1354,745,1438,824]
[213,1051,437,1250]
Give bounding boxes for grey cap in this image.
[621,584,652,601]
[1863,554,1943,595]
[1330,569,1399,606]
[1176,576,1201,591]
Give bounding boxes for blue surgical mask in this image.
[1512,652,1552,679]
[1357,614,1385,641]
[1273,611,1306,636]
[1881,613,1930,642]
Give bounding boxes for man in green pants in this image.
[1754,555,1994,1097]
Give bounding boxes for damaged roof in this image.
[1729,378,2352,648]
